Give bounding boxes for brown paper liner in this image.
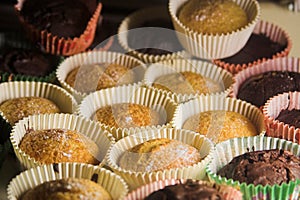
[7,163,128,200]
[263,91,300,144]
[124,179,242,200]
[15,0,102,56]
[106,128,214,191]
[213,20,292,75]
[232,57,300,100]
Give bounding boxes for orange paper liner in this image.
[15,0,102,56]
[263,91,300,144]
[213,20,292,75]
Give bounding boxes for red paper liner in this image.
[263,91,300,144]
[213,20,292,75]
[15,0,102,56]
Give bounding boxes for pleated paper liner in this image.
[144,59,233,103]
[56,50,146,103]
[0,81,77,145]
[106,128,214,191]
[124,179,242,200]
[7,162,128,200]
[168,0,260,59]
[14,0,102,56]
[232,57,300,104]
[171,95,265,143]
[263,91,300,144]
[206,136,300,200]
[0,32,63,83]
[118,6,189,63]
[213,20,292,75]
[10,113,114,170]
[78,83,179,141]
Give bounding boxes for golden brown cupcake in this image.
[119,138,201,172]
[178,0,248,34]
[152,71,222,95]
[93,103,161,128]
[65,63,135,93]
[19,128,100,165]
[183,110,257,142]
[21,177,111,200]
[0,97,60,125]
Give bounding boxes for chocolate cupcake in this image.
[214,20,292,74]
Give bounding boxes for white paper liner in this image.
[206,135,300,200]
[144,59,233,103]
[124,179,242,200]
[10,113,115,169]
[106,128,214,190]
[232,57,300,98]
[56,50,146,103]
[118,6,189,63]
[168,0,261,59]
[0,81,77,124]
[7,162,128,200]
[171,95,265,143]
[78,83,179,140]
[263,91,300,144]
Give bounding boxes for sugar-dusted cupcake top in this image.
[217,149,300,186]
[21,0,92,38]
[178,0,248,34]
[21,177,111,200]
[19,128,100,165]
[119,138,201,172]
[0,97,60,125]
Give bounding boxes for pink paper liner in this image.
[124,179,242,200]
[213,20,292,75]
[232,57,300,101]
[263,91,300,144]
[15,0,102,56]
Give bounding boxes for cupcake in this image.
[125,179,242,200]
[10,113,114,169]
[15,0,102,55]
[106,128,214,190]
[213,20,292,74]
[233,57,300,108]
[118,6,187,63]
[7,162,128,200]
[144,59,233,103]
[56,51,146,102]
[206,136,300,200]
[169,0,261,59]
[172,95,265,143]
[263,91,300,144]
[78,84,178,140]
[0,81,76,145]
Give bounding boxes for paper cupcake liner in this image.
[125,179,242,200]
[144,59,233,103]
[0,81,77,145]
[0,32,63,83]
[7,162,128,200]
[10,113,115,169]
[232,57,300,100]
[118,6,189,63]
[78,83,178,140]
[171,95,265,143]
[213,20,292,74]
[106,128,214,190]
[15,1,102,56]
[263,91,300,144]
[168,0,261,59]
[56,50,146,103]
[206,135,300,200]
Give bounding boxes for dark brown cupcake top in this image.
[217,149,300,186]
[276,108,300,129]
